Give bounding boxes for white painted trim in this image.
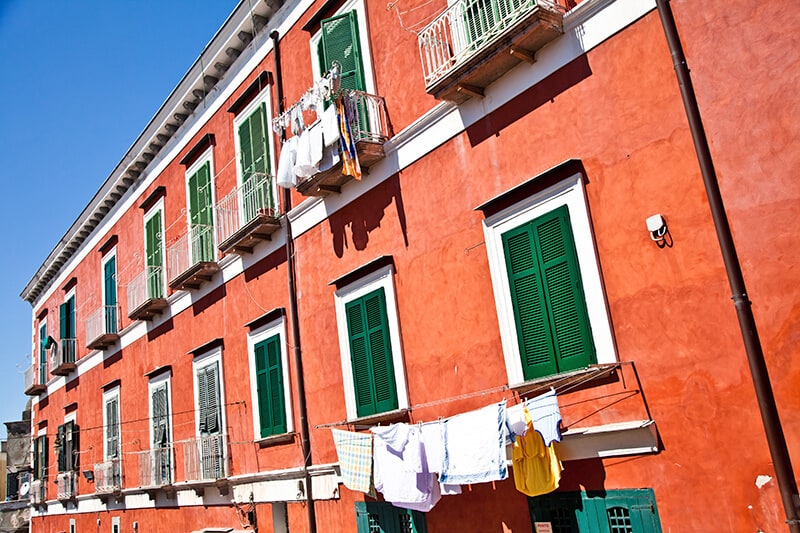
[246,317,294,440]
[102,386,121,462]
[309,0,376,95]
[192,347,227,438]
[482,174,616,386]
[333,264,408,420]
[184,146,218,261]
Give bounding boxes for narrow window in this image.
[319,10,366,91]
[144,207,164,299]
[254,334,287,437]
[187,161,214,263]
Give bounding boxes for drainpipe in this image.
[654,1,800,530]
[271,30,318,533]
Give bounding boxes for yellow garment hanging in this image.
[512,407,563,497]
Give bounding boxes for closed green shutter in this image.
[355,502,428,533]
[57,424,66,472]
[104,256,117,333]
[66,296,75,339]
[34,435,48,480]
[187,161,214,262]
[198,362,221,435]
[346,288,398,417]
[39,322,47,383]
[145,210,163,298]
[106,396,120,459]
[254,335,286,437]
[238,103,269,182]
[59,302,68,340]
[152,384,169,446]
[502,205,595,380]
[320,11,365,91]
[528,490,662,533]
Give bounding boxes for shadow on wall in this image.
[328,173,408,258]
[466,53,592,147]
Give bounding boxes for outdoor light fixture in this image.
[646,214,671,247]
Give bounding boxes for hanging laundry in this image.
[293,122,324,179]
[276,135,299,189]
[420,421,462,495]
[322,104,340,148]
[440,401,508,485]
[526,389,562,446]
[335,95,361,180]
[511,408,562,497]
[331,428,375,496]
[372,424,441,512]
[505,401,529,444]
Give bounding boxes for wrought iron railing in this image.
[86,305,119,342]
[128,266,165,313]
[215,173,278,246]
[343,90,390,144]
[182,434,227,481]
[167,224,215,282]
[94,458,123,493]
[137,446,173,487]
[418,0,559,85]
[56,471,77,500]
[25,364,45,392]
[30,479,45,504]
[53,339,77,369]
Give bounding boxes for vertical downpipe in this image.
[271,30,318,533]
[654,1,800,530]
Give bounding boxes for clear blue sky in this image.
[0,1,239,439]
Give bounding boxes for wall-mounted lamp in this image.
[646,213,671,247]
[82,470,94,482]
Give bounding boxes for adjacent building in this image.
[21,0,800,531]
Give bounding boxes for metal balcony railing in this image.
[137,446,173,487]
[86,305,119,349]
[183,434,227,481]
[24,363,46,395]
[215,172,281,253]
[128,266,165,313]
[56,471,77,500]
[94,458,123,493]
[51,339,77,375]
[419,0,562,87]
[167,224,216,288]
[30,479,45,505]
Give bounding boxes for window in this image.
[528,489,662,533]
[234,89,276,223]
[194,350,226,479]
[56,420,79,473]
[38,319,48,383]
[248,320,292,439]
[149,374,172,485]
[185,153,216,263]
[311,0,375,94]
[33,433,48,480]
[355,501,428,533]
[111,516,120,533]
[60,290,76,363]
[144,204,165,299]
[334,263,408,420]
[103,387,122,488]
[69,518,76,533]
[483,173,616,385]
[102,251,118,334]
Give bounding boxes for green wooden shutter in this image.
[239,104,269,182]
[66,296,75,339]
[502,205,595,380]
[320,11,366,91]
[34,435,48,480]
[188,162,214,262]
[254,335,286,437]
[355,502,428,533]
[346,288,398,417]
[145,210,163,298]
[152,384,169,446]
[104,256,117,333]
[59,302,68,340]
[39,322,47,383]
[106,397,120,459]
[57,424,66,472]
[464,0,499,45]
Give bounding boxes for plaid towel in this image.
[332,428,374,495]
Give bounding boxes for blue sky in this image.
[0,1,239,438]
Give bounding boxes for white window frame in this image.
[148,371,174,449]
[247,317,293,441]
[482,173,617,386]
[101,247,117,312]
[184,147,218,260]
[111,516,120,533]
[69,518,76,533]
[102,386,121,462]
[192,347,226,437]
[334,264,409,420]
[143,199,167,297]
[309,0,377,95]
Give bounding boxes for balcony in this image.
[137,446,173,489]
[51,339,76,376]
[215,172,281,255]
[94,458,123,495]
[30,479,45,506]
[167,224,219,291]
[128,266,169,321]
[24,364,46,396]
[85,305,120,350]
[182,434,229,495]
[296,91,390,197]
[419,0,564,102]
[56,471,77,501]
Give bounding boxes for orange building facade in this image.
[21,0,799,531]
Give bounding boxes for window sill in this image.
[346,408,410,428]
[510,363,622,398]
[257,432,296,448]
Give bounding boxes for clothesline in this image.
[271,64,340,137]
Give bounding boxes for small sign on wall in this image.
[534,523,553,533]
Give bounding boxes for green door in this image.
[104,256,117,333]
[238,103,271,222]
[187,161,214,263]
[528,489,662,533]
